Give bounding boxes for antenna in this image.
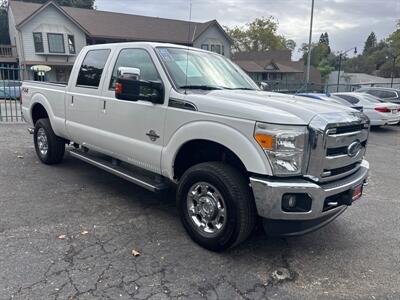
[184,1,192,95]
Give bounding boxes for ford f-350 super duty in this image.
[21,42,370,251]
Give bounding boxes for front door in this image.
[97,48,167,174]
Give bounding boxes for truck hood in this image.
[185,90,355,125]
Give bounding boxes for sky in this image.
[96,0,400,60]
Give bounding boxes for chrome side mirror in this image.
[117,67,141,80]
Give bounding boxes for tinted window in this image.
[110,48,160,89]
[335,94,359,104]
[379,90,397,99]
[77,49,111,88]
[366,89,380,97]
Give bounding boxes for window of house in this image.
[68,35,76,54]
[33,32,44,53]
[76,49,111,88]
[210,44,222,54]
[109,48,160,89]
[47,33,65,53]
[201,44,209,51]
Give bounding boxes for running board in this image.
[69,149,169,192]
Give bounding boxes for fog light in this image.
[284,194,297,208]
[282,193,312,212]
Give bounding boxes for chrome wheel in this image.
[37,128,48,156]
[187,182,227,236]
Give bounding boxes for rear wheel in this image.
[34,118,65,164]
[177,162,256,251]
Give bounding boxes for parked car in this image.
[21,42,370,251]
[356,87,400,104]
[296,93,363,111]
[0,80,22,100]
[334,92,400,126]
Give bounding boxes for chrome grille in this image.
[306,112,370,183]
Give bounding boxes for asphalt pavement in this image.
[0,124,399,299]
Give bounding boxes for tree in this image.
[9,0,95,9]
[225,17,289,52]
[363,32,377,55]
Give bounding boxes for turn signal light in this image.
[254,133,273,150]
[374,107,391,113]
[115,82,123,94]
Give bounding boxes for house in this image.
[232,50,321,87]
[5,0,232,82]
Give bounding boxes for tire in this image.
[34,118,65,164]
[177,162,256,251]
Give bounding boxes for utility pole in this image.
[391,55,397,88]
[336,47,357,92]
[305,0,315,91]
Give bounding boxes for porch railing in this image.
[0,45,17,58]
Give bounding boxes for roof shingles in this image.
[9,0,224,44]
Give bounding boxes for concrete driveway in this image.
[0,124,399,299]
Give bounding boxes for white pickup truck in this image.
[22,42,370,251]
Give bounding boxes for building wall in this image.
[193,25,231,58]
[9,5,87,65]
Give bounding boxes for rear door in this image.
[96,47,168,173]
[66,48,111,148]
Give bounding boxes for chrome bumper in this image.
[250,160,369,221]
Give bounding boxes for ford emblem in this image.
[347,141,362,157]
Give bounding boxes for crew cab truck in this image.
[21,43,370,251]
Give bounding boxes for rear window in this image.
[334,94,359,104]
[76,49,111,88]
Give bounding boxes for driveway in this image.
[0,124,399,299]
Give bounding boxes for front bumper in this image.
[250,160,369,226]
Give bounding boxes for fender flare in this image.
[161,120,272,180]
[30,92,65,137]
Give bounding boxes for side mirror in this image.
[115,67,164,104]
[260,82,269,91]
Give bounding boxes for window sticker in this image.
[176,60,202,77]
[158,48,173,61]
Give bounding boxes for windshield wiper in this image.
[179,85,223,90]
[220,87,256,91]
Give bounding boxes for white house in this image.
[6,0,232,82]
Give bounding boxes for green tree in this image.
[10,0,95,9]
[225,17,289,52]
[0,1,10,44]
[363,32,377,55]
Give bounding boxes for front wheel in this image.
[34,118,65,164]
[177,162,256,251]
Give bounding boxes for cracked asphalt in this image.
[0,124,399,299]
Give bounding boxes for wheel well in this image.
[32,103,48,124]
[173,140,248,180]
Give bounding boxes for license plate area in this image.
[323,184,364,211]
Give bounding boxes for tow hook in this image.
[27,127,34,134]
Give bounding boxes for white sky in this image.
[96,0,400,60]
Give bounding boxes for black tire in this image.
[177,162,256,251]
[34,118,65,164]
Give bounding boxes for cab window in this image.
[76,49,111,88]
[110,48,160,89]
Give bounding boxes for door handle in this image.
[71,96,74,105]
[103,100,106,111]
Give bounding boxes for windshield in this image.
[156,47,259,90]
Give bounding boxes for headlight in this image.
[254,122,308,176]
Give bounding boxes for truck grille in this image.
[306,112,370,183]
